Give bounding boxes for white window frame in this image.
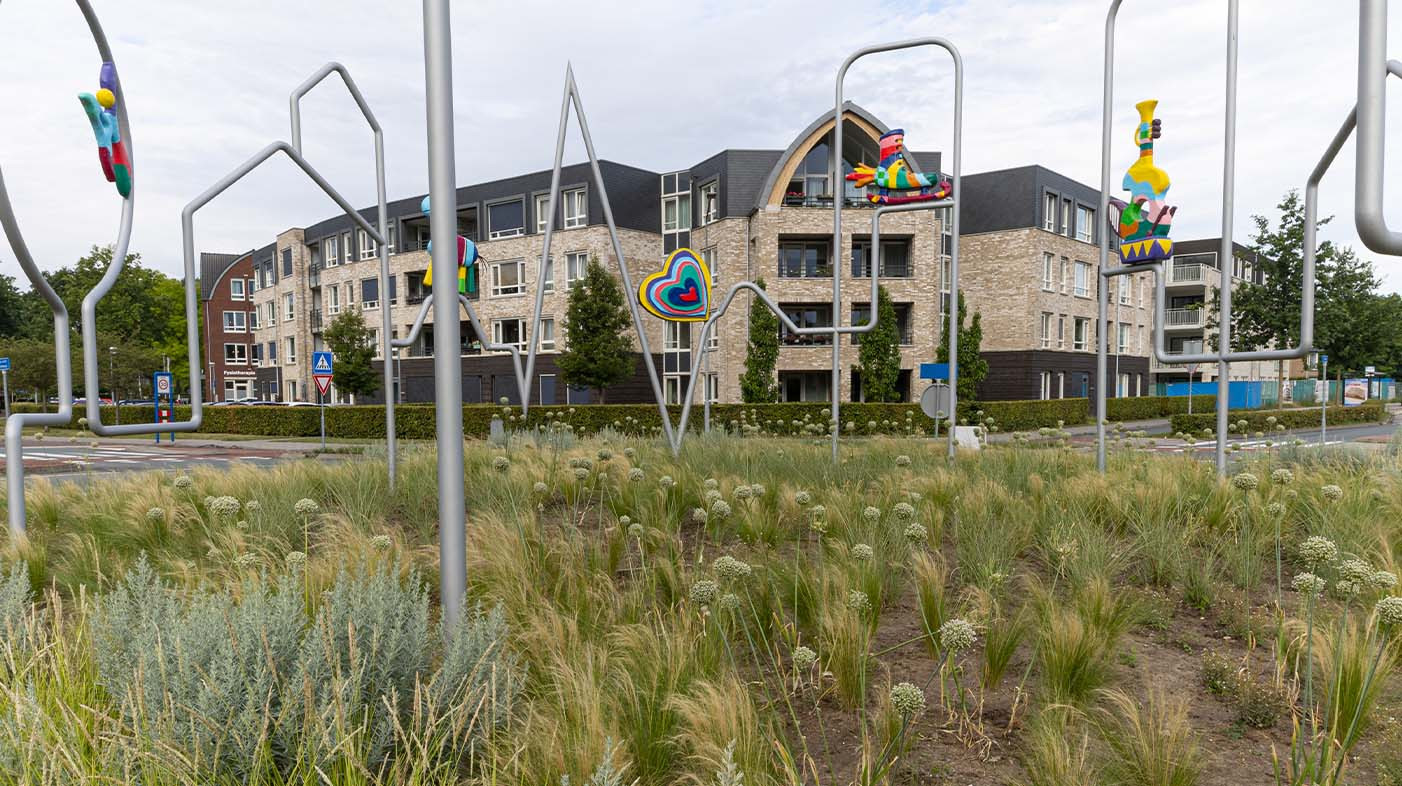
[704,373,719,404]
[359,229,375,261]
[700,181,719,225]
[1118,276,1132,305]
[1061,197,1072,235]
[488,199,526,240]
[540,317,556,351]
[1043,193,1057,231]
[1040,312,1052,349]
[1040,371,1051,400]
[230,278,245,301]
[325,235,339,267]
[662,194,691,233]
[664,320,691,352]
[328,285,340,315]
[491,318,528,350]
[1057,372,1065,398]
[664,375,684,405]
[1057,315,1066,349]
[1060,257,1069,294]
[283,293,295,321]
[1041,252,1054,291]
[223,343,248,365]
[286,337,297,365]
[565,251,587,291]
[491,259,526,297]
[1118,322,1131,354]
[223,310,247,333]
[1073,261,1090,298]
[249,309,259,330]
[535,194,551,233]
[702,246,718,285]
[541,255,555,293]
[1076,206,1094,243]
[563,187,587,229]
[1074,317,1089,351]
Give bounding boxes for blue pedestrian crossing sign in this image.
[313,351,334,375]
[0,357,9,372]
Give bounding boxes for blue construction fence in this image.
[1155,378,1397,407]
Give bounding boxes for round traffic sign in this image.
[156,376,171,394]
[920,383,951,419]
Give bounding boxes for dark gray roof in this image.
[959,165,1101,235]
[199,252,249,300]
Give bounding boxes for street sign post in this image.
[0,357,9,420]
[1320,354,1329,446]
[313,351,333,450]
[153,371,175,443]
[1186,363,1199,415]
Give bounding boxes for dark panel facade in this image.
[977,350,1150,402]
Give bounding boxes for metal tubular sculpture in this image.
[1354,0,1402,256]
[288,63,397,491]
[1097,0,1317,477]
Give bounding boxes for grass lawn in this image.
[3,428,1402,785]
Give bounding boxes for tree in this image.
[558,256,634,402]
[323,309,380,399]
[3,337,61,408]
[44,246,186,349]
[739,278,780,403]
[856,285,901,401]
[0,274,25,338]
[935,292,988,407]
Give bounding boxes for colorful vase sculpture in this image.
[78,62,131,198]
[1113,100,1176,264]
[845,129,952,205]
[638,248,711,322]
[420,196,478,295]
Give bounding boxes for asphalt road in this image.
[0,439,315,485]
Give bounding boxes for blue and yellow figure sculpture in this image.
[420,196,478,295]
[845,128,952,205]
[1112,100,1176,265]
[78,62,131,198]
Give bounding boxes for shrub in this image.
[1200,652,1235,697]
[1169,402,1384,434]
[1096,686,1203,786]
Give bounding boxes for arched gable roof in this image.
[753,102,931,211]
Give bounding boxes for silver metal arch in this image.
[1355,0,1402,256]
[1,0,113,534]
[288,62,398,491]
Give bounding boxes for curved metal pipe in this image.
[1354,0,1402,255]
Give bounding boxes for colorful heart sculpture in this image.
[638,247,711,322]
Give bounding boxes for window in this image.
[267,341,276,362]
[701,246,718,285]
[540,318,556,351]
[328,284,341,315]
[1041,252,1054,291]
[705,374,719,404]
[664,320,691,352]
[488,199,525,239]
[1043,192,1057,231]
[850,302,913,345]
[360,277,380,309]
[851,240,911,278]
[663,194,691,232]
[286,337,296,364]
[1040,371,1052,400]
[282,248,293,277]
[541,256,555,293]
[535,194,552,233]
[665,376,685,405]
[1073,317,1090,351]
[223,311,247,333]
[491,259,526,297]
[1040,312,1052,348]
[563,188,586,228]
[1118,322,1131,354]
[386,222,396,253]
[1118,276,1132,305]
[779,240,831,278]
[780,303,833,345]
[249,309,259,330]
[706,322,719,352]
[283,293,295,321]
[251,343,262,366]
[700,181,719,225]
[1060,257,1069,294]
[230,278,245,301]
[1076,206,1095,243]
[1073,261,1090,297]
[565,252,587,290]
[223,343,248,365]
[341,232,353,263]
[359,229,375,260]
[325,235,339,266]
[406,270,428,303]
[1057,372,1065,398]
[491,318,527,350]
[1057,315,1066,349]
[1061,198,1073,235]
[343,282,355,308]
[265,301,277,325]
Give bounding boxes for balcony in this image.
[1169,262,1204,284]
[1164,308,1203,328]
[310,309,323,332]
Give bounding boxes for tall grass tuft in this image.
[1096,685,1203,786]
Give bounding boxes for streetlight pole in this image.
[108,346,119,425]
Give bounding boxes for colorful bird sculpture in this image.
[78,61,131,198]
[845,128,951,205]
[1114,99,1176,264]
[420,196,478,295]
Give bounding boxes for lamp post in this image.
[108,346,119,425]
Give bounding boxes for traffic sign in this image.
[154,373,172,395]
[0,357,10,372]
[1321,354,1329,365]
[919,362,950,381]
[315,375,332,396]
[920,383,952,419]
[313,351,333,375]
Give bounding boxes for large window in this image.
[1040,312,1052,348]
[540,318,556,351]
[223,343,248,365]
[565,251,587,291]
[1076,205,1095,243]
[1118,276,1132,305]
[360,277,379,309]
[660,172,692,254]
[664,320,691,352]
[324,235,339,267]
[563,188,586,228]
[328,285,340,314]
[780,303,833,345]
[535,194,552,233]
[230,278,245,301]
[541,256,555,293]
[285,337,297,365]
[359,229,375,260]
[700,181,719,225]
[491,318,528,350]
[1073,317,1090,351]
[283,293,295,321]
[663,193,691,232]
[1073,261,1090,298]
[850,302,913,345]
[223,311,246,333]
[282,248,293,277]
[1042,253,1055,291]
[488,200,525,239]
[1117,322,1131,354]
[492,259,526,297]
[786,141,832,205]
[779,240,831,278]
[1044,193,1058,231]
[851,240,911,278]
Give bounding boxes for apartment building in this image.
[199,251,257,402]
[958,165,1155,401]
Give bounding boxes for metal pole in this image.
[320,389,326,450]
[422,0,467,628]
[1321,358,1328,445]
[1214,0,1240,477]
[1355,0,1402,255]
[2,370,8,420]
[1095,0,1124,473]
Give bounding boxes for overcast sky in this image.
[3,0,1402,295]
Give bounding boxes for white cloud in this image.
[3,0,1402,297]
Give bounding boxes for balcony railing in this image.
[1169,263,1205,284]
[310,309,322,332]
[1164,308,1204,328]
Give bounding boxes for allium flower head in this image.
[624,447,637,460]
[861,506,881,523]
[693,507,709,524]
[533,481,549,494]
[1336,579,1362,597]
[628,468,645,482]
[371,534,392,551]
[890,682,926,717]
[851,543,874,562]
[574,467,590,480]
[145,507,165,523]
[628,523,644,538]
[713,555,752,581]
[1322,484,1344,502]
[710,499,732,520]
[659,475,675,488]
[1377,596,1402,627]
[1271,468,1295,486]
[904,522,929,543]
[293,498,320,517]
[1299,536,1339,568]
[939,618,977,651]
[893,502,915,521]
[704,489,724,506]
[895,455,912,467]
[1232,472,1259,492]
[717,593,742,613]
[1266,502,1286,518]
[1338,559,1375,585]
[492,456,511,472]
[847,590,871,613]
[809,516,828,534]
[792,645,818,670]
[690,579,720,606]
[596,448,613,462]
[209,496,242,517]
[285,551,307,568]
[234,553,259,568]
[1292,572,1327,596]
[795,490,813,506]
[173,475,193,490]
[751,483,766,497]
[733,485,753,501]
[244,500,262,513]
[704,478,719,491]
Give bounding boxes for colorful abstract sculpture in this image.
[1112,99,1176,264]
[845,129,952,205]
[420,196,478,295]
[78,61,131,198]
[638,247,711,322]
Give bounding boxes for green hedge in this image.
[1106,394,1216,421]
[1169,402,1386,434]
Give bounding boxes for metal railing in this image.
[1169,262,1204,283]
[1163,308,1203,327]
